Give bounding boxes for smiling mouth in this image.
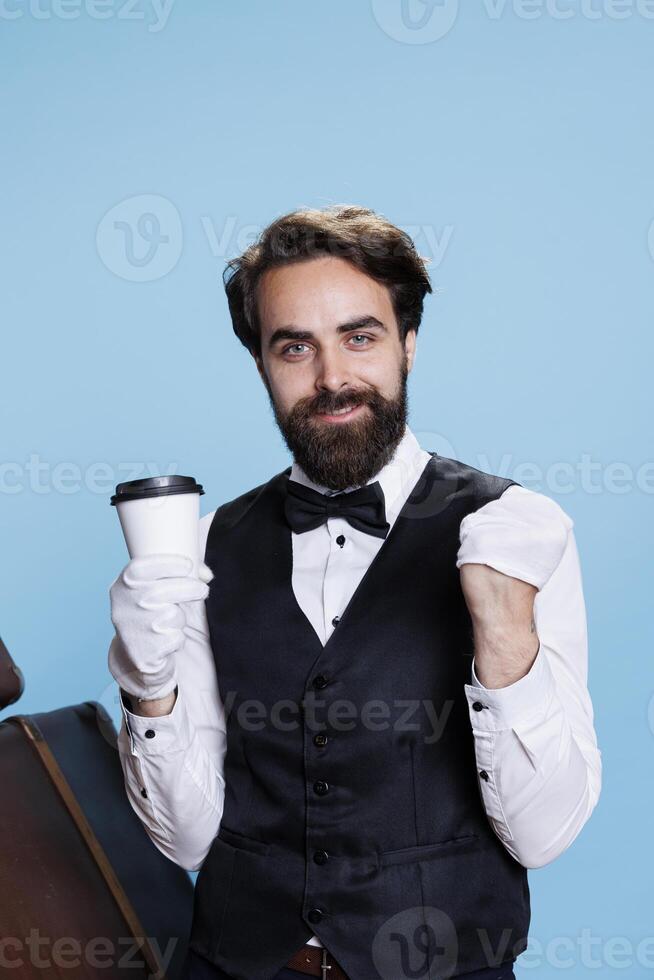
[315,403,365,422]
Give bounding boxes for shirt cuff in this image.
[118,684,193,756]
[463,642,556,732]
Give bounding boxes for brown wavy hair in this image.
[223,204,432,359]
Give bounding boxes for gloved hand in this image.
[108,553,214,701]
[456,486,573,591]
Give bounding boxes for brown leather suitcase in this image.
[0,636,194,979]
[0,634,24,710]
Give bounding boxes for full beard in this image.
[264,358,410,492]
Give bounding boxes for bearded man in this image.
[108,205,601,980]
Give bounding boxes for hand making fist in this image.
[456,486,573,688]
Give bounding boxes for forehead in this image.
[256,256,395,332]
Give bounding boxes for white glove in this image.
[108,553,214,701]
[456,487,573,590]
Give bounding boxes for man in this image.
[108,205,602,980]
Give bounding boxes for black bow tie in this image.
[284,479,390,539]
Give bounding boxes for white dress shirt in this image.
[114,426,602,950]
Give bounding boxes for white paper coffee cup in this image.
[110,475,204,577]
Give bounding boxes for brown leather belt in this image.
[285,943,349,979]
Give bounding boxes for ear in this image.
[404,329,417,373]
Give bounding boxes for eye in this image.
[281,335,374,358]
[283,343,310,356]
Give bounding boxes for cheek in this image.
[359,355,400,392]
[267,364,308,410]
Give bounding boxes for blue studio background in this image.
[1,3,652,977]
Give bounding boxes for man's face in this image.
[254,256,417,491]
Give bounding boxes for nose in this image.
[313,345,354,396]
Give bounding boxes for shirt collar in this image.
[288,424,430,520]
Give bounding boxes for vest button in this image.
[314,733,328,747]
[308,908,323,924]
[313,849,329,865]
[331,616,340,627]
[472,701,485,712]
[479,770,490,781]
[145,730,156,739]
[312,674,329,689]
[313,780,329,796]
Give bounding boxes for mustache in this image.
[301,391,374,416]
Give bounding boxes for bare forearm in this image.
[121,688,177,717]
[472,619,540,688]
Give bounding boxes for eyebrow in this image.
[267,316,388,351]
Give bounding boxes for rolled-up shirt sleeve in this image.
[459,486,602,869]
[113,510,227,872]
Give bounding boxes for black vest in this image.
[191,453,530,980]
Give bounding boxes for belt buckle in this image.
[320,947,332,980]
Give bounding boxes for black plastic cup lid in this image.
[110,475,204,506]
